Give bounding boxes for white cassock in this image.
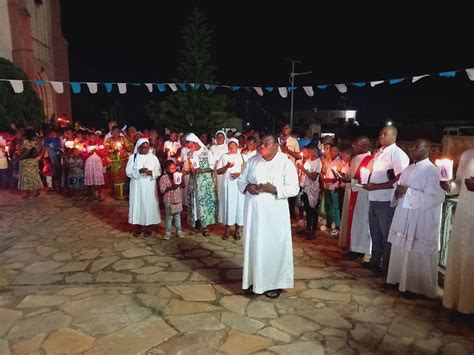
[126,152,161,226]
[180,146,190,205]
[210,143,228,200]
[443,149,474,313]
[237,152,299,294]
[217,152,245,226]
[242,149,257,163]
[387,158,445,298]
[339,152,372,254]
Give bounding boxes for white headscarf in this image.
[227,138,239,146]
[134,138,150,155]
[214,130,227,146]
[185,133,207,151]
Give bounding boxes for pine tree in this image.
[0,58,44,130]
[146,8,232,133]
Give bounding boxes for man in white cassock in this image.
[339,137,373,259]
[386,139,445,299]
[443,149,474,314]
[126,138,161,237]
[237,133,299,298]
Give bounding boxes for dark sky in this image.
[60,1,474,134]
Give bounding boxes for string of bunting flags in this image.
[1,67,474,97]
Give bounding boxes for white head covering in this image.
[214,130,227,145]
[185,133,207,151]
[227,138,239,146]
[134,138,150,154]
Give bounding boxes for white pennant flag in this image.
[168,83,178,92]
[189,83,195,89]
[412,75,429,83]
[278,87,288,98]
[253,87,263,96]
[204,84,211,90]
[466,68,474,81]
[86,82,98,94]
[303,86,314,97]
[335,84,347,93]
[50,81,64,94]
[9,80,24,93]
[370,80,384,87]
[117,83,127,94]
[145,83,153,92]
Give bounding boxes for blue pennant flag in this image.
[104,83,113,93]
[34,80,45,87]
[70,82,81,94]
[265,87,274,93]
[194,83,201,90]
[210,84,218,90]
[178,83,187,91]
[232,86,241,91]
[352,82,366,87]
[156,84,166,92]
[288,86,297,92]
[389,78,406,85]
[439,71,456,78]
[317,85,327,89]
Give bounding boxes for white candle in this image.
[173,172,183,184]
[360,167,370,184]
[116,142,122,150]
[65,141,75,149]
[435,159,453,181]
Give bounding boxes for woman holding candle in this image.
[184,133,218,236]
[84,132,106,201]
[105,126,133,199]
[216,138,245,240]
[18,129,43,198]
[126,138,161,237]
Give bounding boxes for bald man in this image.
[363,126,409,275]
[339,137,373,259]
[386,139,445,298]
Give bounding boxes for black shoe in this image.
[402,291,421,300]
[245,285,254,295]
[383,282,398,290]
[264,289,282,299]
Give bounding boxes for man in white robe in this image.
[126,138,161,237]
[237,133,299,298]
[386,139,445,298]
[443,149,474,313]
[339,137,373,259]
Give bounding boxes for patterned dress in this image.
[18,140,43,191]
[187,149,218,228]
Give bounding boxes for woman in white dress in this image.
[216,138,245,240]
[126,138,162,237]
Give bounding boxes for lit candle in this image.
[116,142,122,150]
[435,159,453,181]
[65,141,75,149]
[360,167,370,184]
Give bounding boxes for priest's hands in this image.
[465,177,474,192]
[394,185,408,199]
[139,168,148,174]
[259,182,277,194]
[245,184,260,195]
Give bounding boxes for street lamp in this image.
[285,59,312,128]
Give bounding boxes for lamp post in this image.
[285,59,311,128]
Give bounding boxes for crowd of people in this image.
[0,121,472,308]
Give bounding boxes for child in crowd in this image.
[42,157,54,192]
[159,160,185,240]
[67,148,84,197]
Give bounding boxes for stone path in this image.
[1,190,473,354]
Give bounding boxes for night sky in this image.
[60,1,474,136]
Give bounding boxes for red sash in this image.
[345,155,373,250]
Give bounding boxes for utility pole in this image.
[284,58,311,129]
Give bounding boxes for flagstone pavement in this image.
[0,190,473,355]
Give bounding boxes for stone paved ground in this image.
[1,190,473,355]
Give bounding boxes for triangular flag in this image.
[439,71,456,78]
[70,82,81,94]
[9,80,24,93]
[412,75,429,83]
[178,83,187,91]
[210,84,218,90]
[389,78,405,85]
[194,83,201,90]
[204,84,211,90]
[86,82,98,94]
[156,84,166,92]
[278,87,288,98]
[288,86,297,92]
[317,85,327,89]
[145,83,153,92]
[466,68,474,81]
[50,81,64,94]
[335,84,347,93]
[303,86,314,97]
[117,83,127,94]
[189,83,195,88]
[232,86,241,91]
[370,80,384,87]
[253,87,264,96]
[265,87,274,93]
[352,82,366,87]
[168,83,178,92]
[34,80,45,86]
[104,83,113,93]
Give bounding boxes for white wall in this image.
[0,0,13,61]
